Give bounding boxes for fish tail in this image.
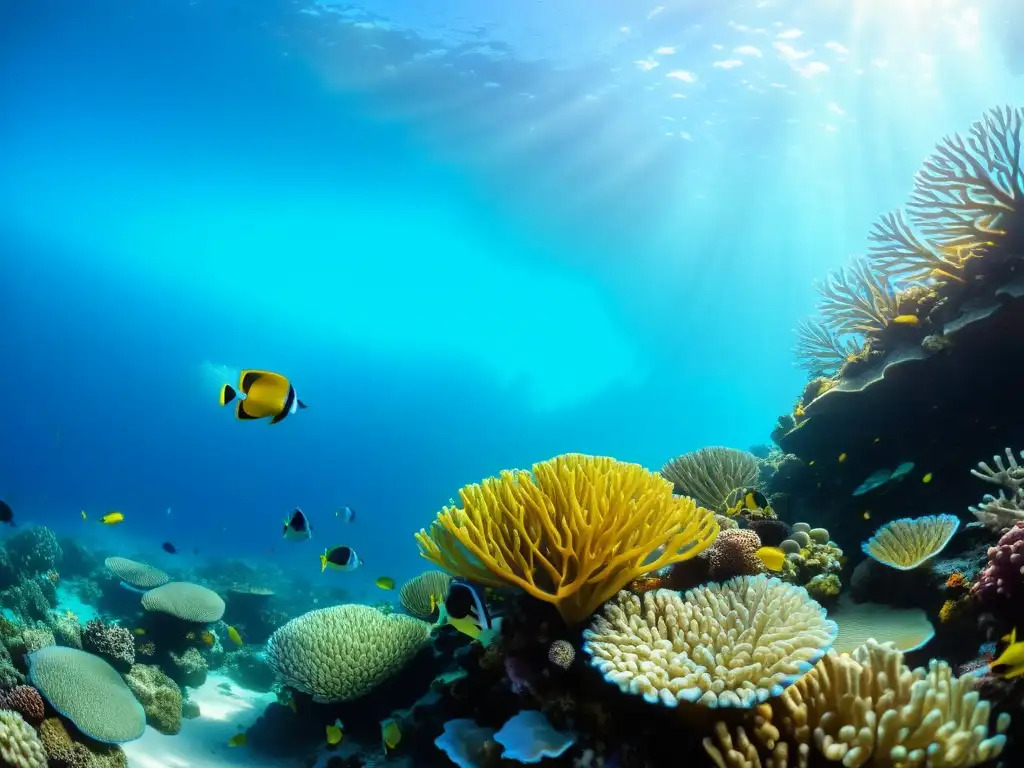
[219,384,237,406]
[320,555,327,573]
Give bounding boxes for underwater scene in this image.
[4,0,1024,766]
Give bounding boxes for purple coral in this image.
[971,522,1024,612]
[82,619,135,671]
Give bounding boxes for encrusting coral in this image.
[416,453,718,625]
[265,604,431,702]
[704,639,1009,768]
[660,446,759,513]
[861,514,960,570]
[82,619,134,672]
[583,576,837,708]
[124,664,183,735]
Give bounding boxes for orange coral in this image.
[628,576,668,594]
[945,572,967,589]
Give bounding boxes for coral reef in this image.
[0,710,47,768]
[141,582,225,623]
[124,664,183,735]
[862,514,960,570]
[38,716,128,768]
[167,648,208,689]
[399,571,452,620]
[971,521,1024,625]
[0,686,45,725]
[970,447,1024,532]
[5,526,62,577]
[223,647,276,692]
[82,620,135,672]
[416,453,718,625]
[660,446,759,512]
[104,557,168,590]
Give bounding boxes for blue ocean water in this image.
[1,0,1021,594]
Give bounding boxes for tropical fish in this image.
[227,733,247,748]
[337,505,356,523]
[0,501,14,526]
[376,577,395,590]
[133,628,147,636]
[381,718,402,753]
[862,510,871,521]
[326,719,344,746]
[320,546,362,573]
[81,510,87,521]
[201,631,215,646]
[162,542,177,554]
[990,627,1024,678]
[724,487,768,516]
[890,462,915,481]
[219,369,307,424]
[892,314,920,325]
[101,512,124,525]
[754,547,786,572]
[227,626,243,646]
[441,580,501,645]
[283,508,312,542]
[838,453,847,463]
[852,469,892,497]
[922,472,933,484]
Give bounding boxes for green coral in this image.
[805,573,841,601]
[124,664,183,735]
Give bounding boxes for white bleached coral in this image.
[704,639,1009,768]
[265,604,432,703]
[0,710,47,768]
[582,576,837,709]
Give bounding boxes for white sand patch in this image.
[124,673,305,768]
[56,585,99,623]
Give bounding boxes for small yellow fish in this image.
[80,510,87,521]
[100,512,124,525]
[326,719,344,746]
[863,510,871,520]
[201,631,215,646]
[838,453,847,463]
[922,473,933,484]
[133,628,146,636]
[990,627,1024,678]
[808,460,815,467]
[755,546,786,572]
[228,733,247,748]
[794,404,805,418]
[376,577,395,591]
[892,314,920,325]
[227,626,244,646]
[381,718,402,753]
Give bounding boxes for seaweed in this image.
[908,105,1023,251]
[792,319,860,378]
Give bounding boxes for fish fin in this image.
[297,399,308,410]
[1003,663,1024,679]
[219,384,237,406]
[238,370,265,394]
[755,547,786,572]
[320,554,328,573]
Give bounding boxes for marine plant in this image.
[416,453,718,625]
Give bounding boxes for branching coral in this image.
[815,256,902,336]
[868,209,965,283]
[417,453,718,625]
[660,447,759,513]
[583,577,837,709]
[969,447,1024,532]
[704,639,1009,768]
[792,318,861,378]
[908,105,1023,251]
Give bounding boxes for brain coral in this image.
[104,557,168,589]
[583,576,837,708]
[265,604,432,703]
[0,709,47,768]
[861,514,960,570]
[27,647,146,744]
[141,582,225,623]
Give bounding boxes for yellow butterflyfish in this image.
[100,512,124,525]
[376,576,395,590]
[990,627,1024,678]
[227,626,244,646]
[326,719,344,746]
[892,314,920,325]
[381,718,402,752]
[754,546,786,572]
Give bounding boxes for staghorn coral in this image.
[417,453,718,625]
[861,514,960,570]
[704,639,1009,768]
[82,620,134,672]
[582,576,837,709]
[815,256,901,337]
[792,318,861,378]
[265,604,431,703]
[398,571,452,620]
[970,521,1024,613]
[0,687,44,726]
[868,208,965,283]
[0,709,47,768]
[27,646,146,744]
[124,664,183,735]
[660,447,759,513]
[908,105,1023,252]
[969,447,1024,532]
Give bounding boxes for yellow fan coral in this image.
[861,514,960,570]
[415,453,718,626]
[705,639,1009,768]
[660,446,759,513]
[583,576,837,708]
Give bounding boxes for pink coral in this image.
[704,529,765,581]
[971,521,1024,611]
[0,685,45,724]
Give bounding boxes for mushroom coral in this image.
[415,453,718,625]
